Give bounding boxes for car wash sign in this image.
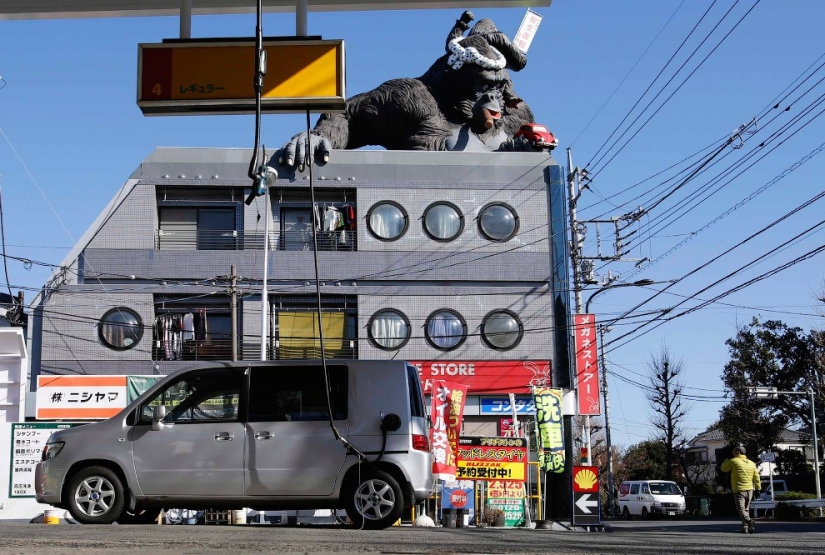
[456,436,528,481]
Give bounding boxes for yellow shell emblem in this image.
[575,468,598,490]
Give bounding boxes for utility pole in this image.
[218,265,241,361]
[230,265,238,361]
[599,323,615,518]
[566,148,590,465]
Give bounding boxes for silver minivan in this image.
[35,360,433,529]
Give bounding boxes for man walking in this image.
[721,444,761,533]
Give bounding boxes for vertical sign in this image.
[513,9,543,53]
[430,381,468,481]
[574,314,601,415]
[532,387,565,473]
[9,422,76,497]
[572,465,601,526]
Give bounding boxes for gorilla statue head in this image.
[422,14,529,134]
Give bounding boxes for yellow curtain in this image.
[279,312,346,358]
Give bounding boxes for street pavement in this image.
[0,518,822,554]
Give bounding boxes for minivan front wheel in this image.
[344,469,404,530]
[66,466,125,524]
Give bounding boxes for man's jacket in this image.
[720,454,761,492]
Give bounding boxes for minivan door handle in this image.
[255,431,273,440]
[214,432,234,441]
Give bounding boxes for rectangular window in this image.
[140,368,243,424]
[273,189,357,252]
[247,364,347,422]
[155,187,242,250]
[686,450,708,465]
[153,296,235,361]
[267,295,357,360]
[630,484,639,495]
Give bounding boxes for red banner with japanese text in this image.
[574,314,601,415]
[430,380,468,481]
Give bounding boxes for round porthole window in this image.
[423,202,464,242]
[481,309,523,350]
[368,309,411,350]
[367,201,409,241]
[478,202,519,242]
[99,307,143,351]
[425,309,467,350]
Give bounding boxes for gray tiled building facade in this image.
[27,147,571,431]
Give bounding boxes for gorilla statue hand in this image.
[279,131,333,170]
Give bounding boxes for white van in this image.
[35,360,432,529]
[618,480,686,519]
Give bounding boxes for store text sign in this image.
[573,314,601,415]
[412,360,551,394]
[455,436,528,481]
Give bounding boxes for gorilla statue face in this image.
[440,19,527,134]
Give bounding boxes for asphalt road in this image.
[0,519,823,554]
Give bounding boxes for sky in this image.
[1,1,824,451]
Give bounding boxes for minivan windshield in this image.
[649,482,682,495]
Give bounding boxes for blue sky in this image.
[1,1,824,450]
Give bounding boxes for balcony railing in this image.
[152,338,358,361]
[154,229,357,251]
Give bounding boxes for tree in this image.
[622,440,668,480]
[646,345,691,481]
[719,318,824,459]
[776,448,810,476]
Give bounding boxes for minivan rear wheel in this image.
[66,466,125,524]
[622,506,631,520]
[344,469,404,530]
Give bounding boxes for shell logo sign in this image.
[572,466,600,493]
[574,467,598,491]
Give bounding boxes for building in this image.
[27,147,570,434]
[686,427,815,484]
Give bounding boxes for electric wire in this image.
[588,1,761,178]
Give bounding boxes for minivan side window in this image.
[630,484,640,495]
[619,483,630,496]
[248,364,347,422]
[641,483,650,494]
[139,369,242,424]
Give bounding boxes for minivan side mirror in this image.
[151,405,167,431]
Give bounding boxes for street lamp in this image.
[584,278,654,519]
[751,387,821,502]
[585,279,655,313]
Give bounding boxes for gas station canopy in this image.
[0,0,551,20]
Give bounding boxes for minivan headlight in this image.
[41,441,64,461]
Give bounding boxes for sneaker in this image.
[741,528,749,534]
[748,521,755,534]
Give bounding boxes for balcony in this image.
[152,338,358,361]
[154,229,357,251]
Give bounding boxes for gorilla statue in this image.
[279,11,539,169]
